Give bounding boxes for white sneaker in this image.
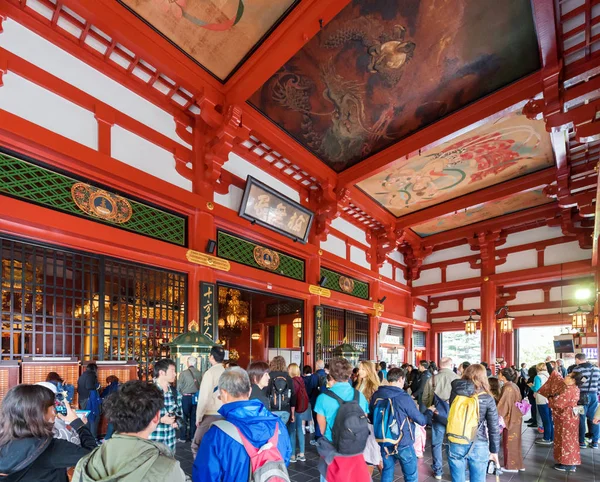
[434,476,442,480]
[501,468,518,473]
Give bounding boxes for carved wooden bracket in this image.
[402,243,433,281]
[368,226,405,268]
[312,186,350,241]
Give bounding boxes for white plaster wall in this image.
[505,289,544,305]
[223,153,300,202]
[331,217,368,246]
[464,297,481,310]
[111,126,192,191]
[496,249,538,273]
[395,268,406,284]
[0,73,97,150]
[432,300,459,313]
[423,244,474,265]
[379,262,393,279]
[389,251,404,264]
[0,20,187,147]
[432,316,462,323]
[412,268,442,287]
[502,226,563,249]
[549,285,578,301]
[413,305,428,322]
[545,241,592,264]
[320,235,346,258]
[214,185,244,211]
[350,245,370,269]
[447,262,480,281]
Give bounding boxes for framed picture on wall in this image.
[239,176,314,243]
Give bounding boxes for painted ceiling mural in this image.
[249,0,540,172]
[119,0,297,81]
[356,112,555,217]
[412,189,553,238]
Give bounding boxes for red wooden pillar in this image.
[431,330,439,364]
[405,325,414,365]
[504,331,515,366]
[478,231,499,374]
[496,325,504,360]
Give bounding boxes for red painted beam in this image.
[338,73,543,187]
[225,0,352,102]
[398,168,556,230]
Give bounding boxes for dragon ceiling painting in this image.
[249,0,540,172]
[357,111,555,217]
[119,0,297,80]
[412,189,553,238]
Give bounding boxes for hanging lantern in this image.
[251,332,260,340]
[496,306,515,334]
[464,316,478,335]
[297,329,302,338]
[292,316,302,328]
[570,306,589,332]
[464,309,479,335]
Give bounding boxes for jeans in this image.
[579,395,600,444]
[537,404,554,441]
[431,421,446,477]
[381,444,418,482]
[181,395,197,441]
[289,410,307,455]
[447,440,489,482]
[79,398,98,440]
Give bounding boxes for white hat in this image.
[36,381,58,394]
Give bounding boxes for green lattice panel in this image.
[217,231,305,281]
[0,152,186,246]
[320,267,369,300]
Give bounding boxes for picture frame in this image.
[238,176,314,244]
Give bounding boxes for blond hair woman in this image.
[356,361,380,403]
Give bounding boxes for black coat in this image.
[0,419,97,482]
[76,370,98,402]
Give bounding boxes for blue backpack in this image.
[372,397,410,454]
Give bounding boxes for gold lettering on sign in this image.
[186,250,231,272]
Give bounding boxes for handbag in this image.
[515,399,531,415]
[577,372,594,406]
[363,423,382,466]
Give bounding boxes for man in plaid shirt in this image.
[149,358,183,453]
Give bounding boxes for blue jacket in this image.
[192,399,291,482]
[370,385,427,448]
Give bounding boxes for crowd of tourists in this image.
[1,349,599,481]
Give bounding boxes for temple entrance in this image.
[215,284,304,368]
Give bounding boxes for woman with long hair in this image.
[266,356,296,425]
[356,361,381,402]
[497,367,524,473]
[288,363,311,463]
[538,369,584,473]
[446,364,500,482]
[0,384,97,481]
[530,362,553,444]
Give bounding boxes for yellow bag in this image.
[446,393,480,444]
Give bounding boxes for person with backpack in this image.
[412,360,432,413]
[314,357,371,482]
[149,359,183,454]
[267,356,296,425]
[370,368,427,482]
[248,361,271,408]
[422,356,458,480]
[193,367,291,481]
[288,363,310,462]
[440,364,500,482]
[73,380,186,482]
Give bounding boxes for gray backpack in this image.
[212,420,290,482]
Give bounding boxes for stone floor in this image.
[175,424,600,481]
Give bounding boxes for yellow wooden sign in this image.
[309,285,331,297]
[186,250,231,272]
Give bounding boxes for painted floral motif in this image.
[357,112,554,217]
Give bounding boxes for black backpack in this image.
[325,389,370,455]
[270,375,291,411]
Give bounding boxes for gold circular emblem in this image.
[207,202,215,211]
[71,183,132,224]
[253,246,281,271]
[338,276,355,294]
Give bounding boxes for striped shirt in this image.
[572,363,600,394]
[149,380,183,453]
